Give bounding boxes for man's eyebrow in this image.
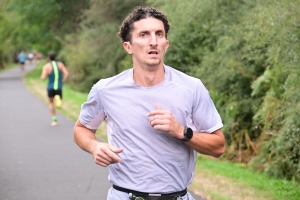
[156,29,165,33]
[136,30,149,35]
[139,29,164,33]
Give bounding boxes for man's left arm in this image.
[183,128,225,158]
[59,62,69,83]
[148,104,225,158]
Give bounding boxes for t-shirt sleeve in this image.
[192,80,223,133]
[79,83,105,130]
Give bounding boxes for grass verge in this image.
[190,155,300,200]
[23,62,300,200]
[0,63,18,72]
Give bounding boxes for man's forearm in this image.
[186,129,225,157]
[73,125,98,154]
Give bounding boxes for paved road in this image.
[0,64,111,200]
[0,64,204,200]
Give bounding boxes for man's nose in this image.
[150,34,158,46]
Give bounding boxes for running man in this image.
[18,51,26,71]
[41,51,69,126]
[28,52,35,65]
[73,6,225,200]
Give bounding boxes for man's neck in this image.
[133,65,165,87]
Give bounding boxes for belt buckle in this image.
[128,192,182,200]
[129,192,145,200]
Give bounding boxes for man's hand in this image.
[91,142,123,167]
[147,103,184,139]
[73,120,124,166]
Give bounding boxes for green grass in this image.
[22,62,300,200]
[196,155,300,200]
[0,63,18,72]
[63,84,88,107]
[24,62,44,78]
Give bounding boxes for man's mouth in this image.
[148,51,158,55]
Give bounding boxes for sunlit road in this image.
[0,63,204,200]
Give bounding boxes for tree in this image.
[1,0,89,57]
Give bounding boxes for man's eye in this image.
[140,33,146,37]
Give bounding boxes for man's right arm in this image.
[40,64,49,80]
[73,120,123,167]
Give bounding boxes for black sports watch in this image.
[180,127,193,142]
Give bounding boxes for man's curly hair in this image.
[118,6,171,43]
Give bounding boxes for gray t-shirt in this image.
[79,65,223,193]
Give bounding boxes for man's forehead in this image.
[132,17,164,32]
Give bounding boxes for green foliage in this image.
[245,0,300,182]
[1,0,89,59]
[0,0,20,67]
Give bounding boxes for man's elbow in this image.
[73,124,80,142]
[212,145,226,158]
[73,128,76,141]
[73,133,78,144]
[64,70,69,77]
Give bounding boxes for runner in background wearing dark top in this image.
[41,51,69,126]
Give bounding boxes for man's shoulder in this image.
[43,62,51,68]
[57,61,66,68]
[95,68,132,89]
[166,65,200,86]
[56,61,63,64]
[42,63,53,72]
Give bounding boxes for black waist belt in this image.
[113,185,187,197]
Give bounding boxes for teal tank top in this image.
[47,61,63,90]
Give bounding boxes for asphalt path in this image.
[0,64,111,200]
[0,63,204,200]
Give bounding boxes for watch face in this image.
[186,127,193,139]
[181,127,193,142]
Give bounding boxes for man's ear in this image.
[165,40,170,52]
[123,42,132,54]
